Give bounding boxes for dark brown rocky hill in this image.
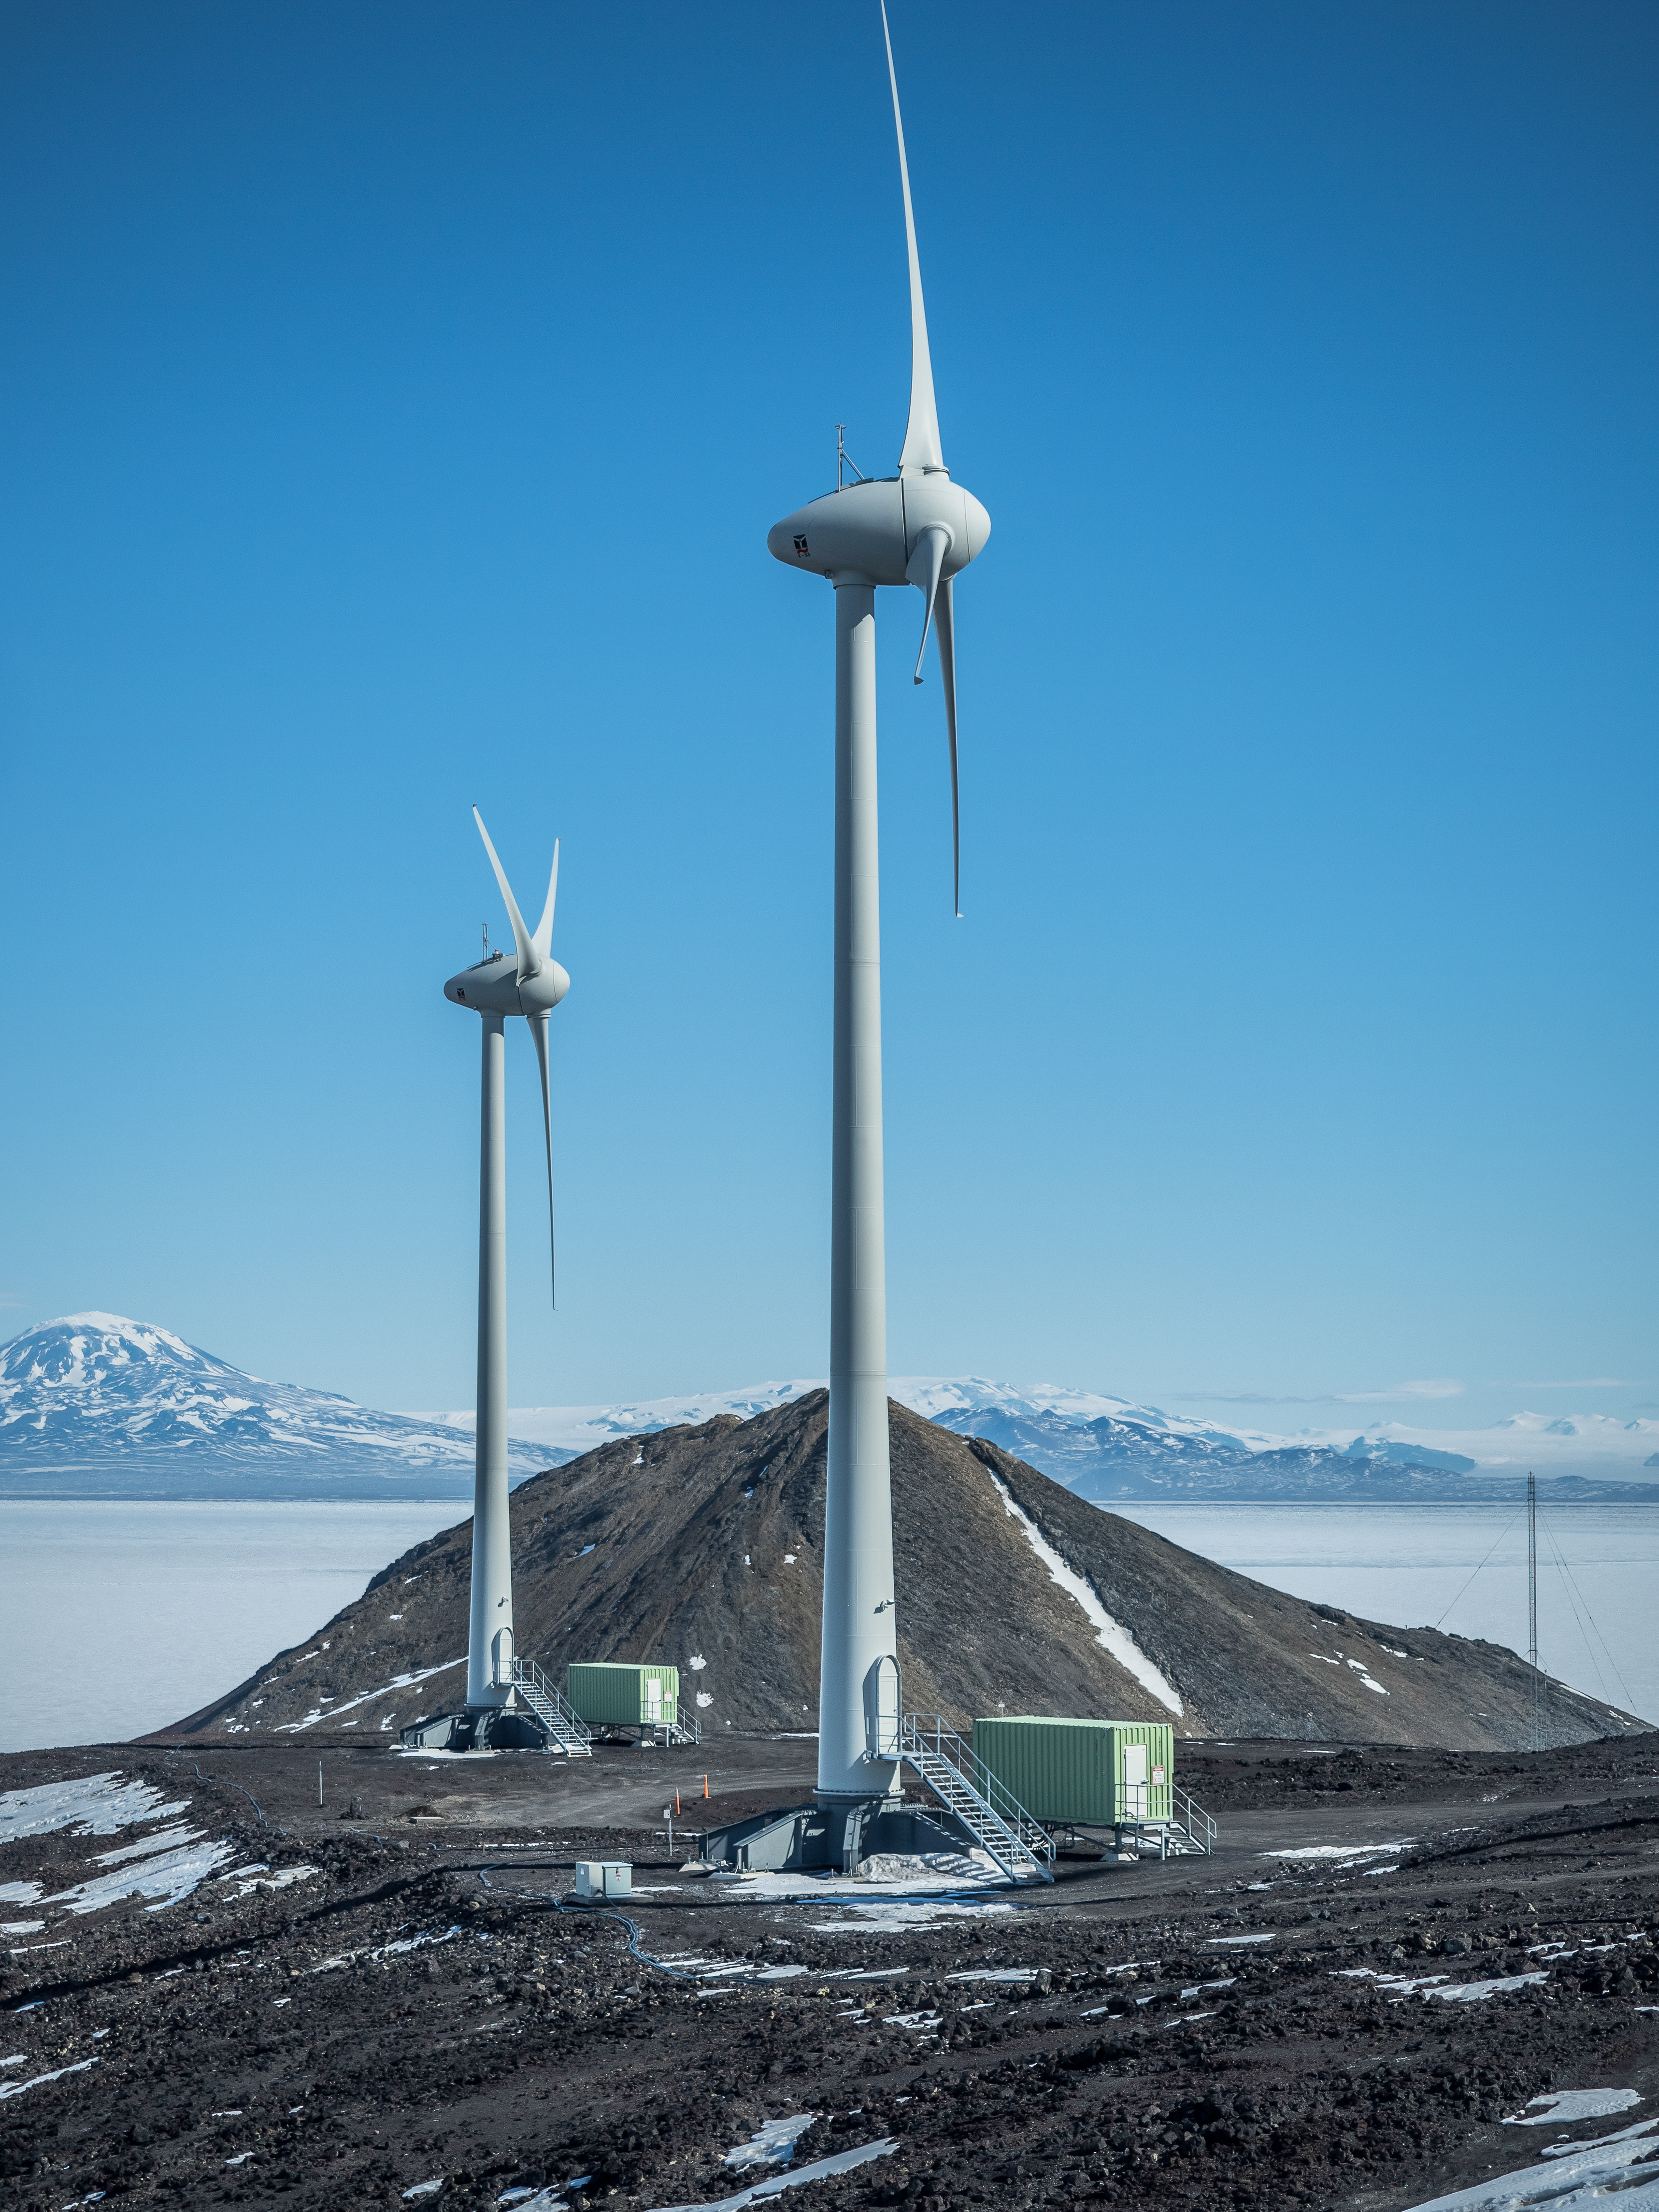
[171,1393,1647,1748]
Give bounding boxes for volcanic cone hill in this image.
[173,1393,1648,1749]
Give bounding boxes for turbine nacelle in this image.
[767,474,990,589]
[444,954,571,1020]
[450,806,567,1307]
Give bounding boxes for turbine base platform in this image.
[696,1796,976,1875]
[397,1704,549,1753]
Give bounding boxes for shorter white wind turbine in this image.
[401,808,568,1752]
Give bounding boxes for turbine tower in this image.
[766,6,990,1840]
[401,807,568,1752]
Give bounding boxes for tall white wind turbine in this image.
[404,807,568,1750]
[766,5,990,1826]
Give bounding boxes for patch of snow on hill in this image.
[986,1470,1184,1714]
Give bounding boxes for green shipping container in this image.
[565,1662,679,1728]
[972,1717,1173,1826]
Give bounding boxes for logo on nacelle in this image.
[793,534,810,557]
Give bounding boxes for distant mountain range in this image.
[3,1316,1655,1504]
[414,1374,1659,1503]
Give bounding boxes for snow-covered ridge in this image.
[411,1374,1659,1484]
[407,1376,1258,1459]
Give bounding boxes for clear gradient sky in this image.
[2,2,1654,1433]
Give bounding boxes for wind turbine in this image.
[764,4,991,1844]
[401,807,568,1751]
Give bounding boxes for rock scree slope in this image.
[172,1393,1648,1747]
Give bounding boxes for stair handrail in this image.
[1172,1781,1216,1852]
[904,1714,1052,1854]
[900,1713,1054,1879]
[509,1654,593,1752]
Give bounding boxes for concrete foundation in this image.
[697,1795,979,1873]
[397,1704,549,1752]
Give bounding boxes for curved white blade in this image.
[935,574,960,916]
[473,806,542,982]
[907,523,950,683]
[880,0,944,475]
[532,838,559,961]
[529,1010,557,1310]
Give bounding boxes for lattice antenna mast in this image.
[1527,1471,1539,1752]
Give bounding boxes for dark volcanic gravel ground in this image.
[2,1733,1658,2212]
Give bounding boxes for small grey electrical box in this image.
[574,1861,631,1900]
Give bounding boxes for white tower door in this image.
[865,1654,901,1761]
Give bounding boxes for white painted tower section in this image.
[468,1011,514,1708]
[766,5,990,1818]
[818,578,901,1804]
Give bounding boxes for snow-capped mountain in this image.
[900,1386,1655,1497]
[0,1315,547,1497]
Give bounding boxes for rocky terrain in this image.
[173,1394,1646,1750]
[1,1729,1657,2212]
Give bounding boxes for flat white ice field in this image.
[0,1498,463,1752]
[1109,1502,1659,1726]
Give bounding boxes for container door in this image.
[1122,1741,1148,1821]
[643,1677,661,1722]
[865,1655,901,1759]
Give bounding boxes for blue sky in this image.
[2,1,1654,1429]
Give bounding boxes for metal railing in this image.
[508,1656,592,1757]
[899,1714,1054,1884]
[1171,1782,1216,1853]
[1116,1778,1215,1856]
[656,1709,701,1747]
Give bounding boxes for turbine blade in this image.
[935,573,960,917]
[473,806,542,982]
[529,1010,557,1310]
[531,838,559,960]
[880,0,944,474]
[906,523,950,684]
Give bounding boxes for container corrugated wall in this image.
[972,1716,1173,1825]
[565,1662,680,1726]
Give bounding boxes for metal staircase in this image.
[507,1656,592,1757]
[899,1714,1054,1884]
[656,1710,701,1747]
